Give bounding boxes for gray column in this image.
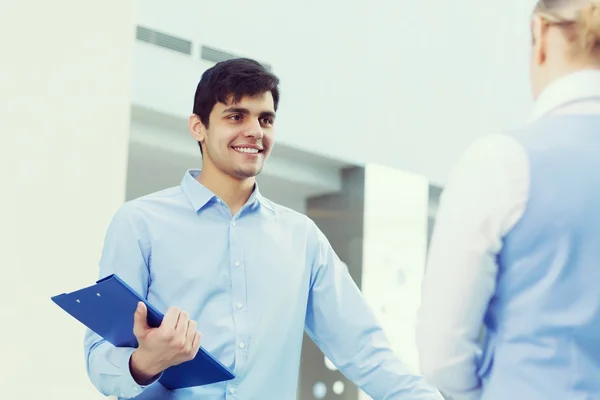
[299,166,365,400]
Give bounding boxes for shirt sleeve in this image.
[304,220,444,400]
[416,134,530,399]
[83,202,162,398]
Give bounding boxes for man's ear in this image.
[188,114,206,144]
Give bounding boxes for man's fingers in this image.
[160,306,180,331]
[192,331,202,353]
[185,320,197,348]
[133,302,149,336]
[175,311,190,343]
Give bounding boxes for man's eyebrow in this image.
[260,111,276,119]
[223,107,276,119]
[222,107,250,114]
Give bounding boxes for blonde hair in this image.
[534,0,600,52]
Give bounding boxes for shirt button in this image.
[237,302,243,309]
[239,342,245,349]
[234,261,241,267]
[232,221,237,227]
[229,387,236,394]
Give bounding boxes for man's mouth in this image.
[231,146,262,155]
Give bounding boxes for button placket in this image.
[229,216,250,373]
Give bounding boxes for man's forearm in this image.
[364,351,444,400]
[85,334,158,398]
[324,330,443,399]
[129,348,164,385]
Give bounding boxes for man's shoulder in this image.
[260,199,327,252]
[260,197,316,229]
[263,198,308,220]
[115,185,187,220]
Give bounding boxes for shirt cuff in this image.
[111,347,162,398]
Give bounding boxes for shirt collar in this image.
[180,169,275,214]
[531,69,600,121]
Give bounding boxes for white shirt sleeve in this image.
[415,133,530,399]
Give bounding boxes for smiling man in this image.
[83,58,443,400]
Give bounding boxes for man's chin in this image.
[234,166,263,179]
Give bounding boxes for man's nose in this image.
[244,119,264,139]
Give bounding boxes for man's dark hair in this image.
[192,58,280,155]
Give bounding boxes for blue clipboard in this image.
[51,274,235,390]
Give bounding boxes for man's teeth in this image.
[234,147,259,154]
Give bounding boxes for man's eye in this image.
[260,117,273,125]
[228,115,241,121]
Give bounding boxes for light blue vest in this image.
[479,114,600,400]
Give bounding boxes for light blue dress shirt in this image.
[84,169,442,400]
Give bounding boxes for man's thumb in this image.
[133,301,150,333]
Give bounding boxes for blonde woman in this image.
[416,1,600,399]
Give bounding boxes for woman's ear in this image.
[531,15,548,66]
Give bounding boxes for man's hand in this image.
[129,302,202,384]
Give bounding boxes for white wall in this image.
[131,0,536,186]
[0,1,134,398]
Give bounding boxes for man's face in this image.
[192,92,276,180]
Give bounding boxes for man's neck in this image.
[197,167,255,216]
